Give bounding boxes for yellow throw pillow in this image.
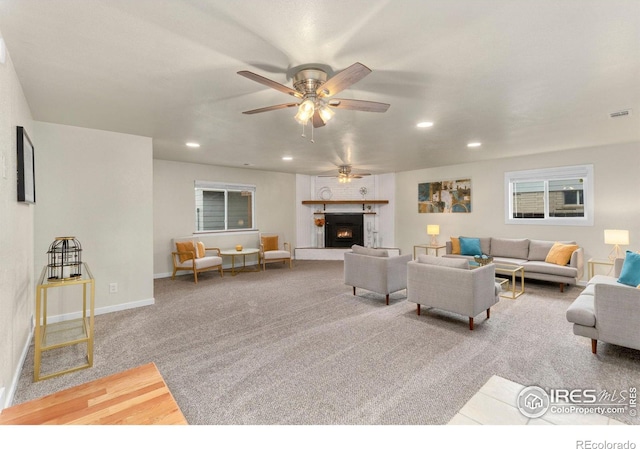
[176,241,195,263]
[262,235,279,252]
[545,242,579,266]
[196,241,206,258]
[450,237,461,255]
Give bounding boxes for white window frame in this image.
[194,181,257,233]
[504,164,594,226]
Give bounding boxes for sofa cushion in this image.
[196,241,206,258]
[418,254,469,269]
[545,242,579,266]
[459,237,482,256]
[528,240,555,261]
[528,239,576,261]
[176,241,196,263]
[351,244,389,257]
[262,235,279,252]
[522,261,577,278]
[617,251,640,287]
[566,294,596,327]
[450,237,461,255]
[490,238,529,260]
[460,237,491,255]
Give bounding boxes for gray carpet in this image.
[12,260,640,425]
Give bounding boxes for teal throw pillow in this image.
[459,237,482,256]
[617,251,640,287]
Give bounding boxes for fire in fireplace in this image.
[324,214,363,248]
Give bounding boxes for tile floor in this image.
[448,375,627,425]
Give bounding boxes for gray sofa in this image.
[407,255,501,330]
[566,258,640,354]
[443,237,584,291]
[344,245,412,305]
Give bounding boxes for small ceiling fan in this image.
[237,62,390,128]
[318,165,371,183]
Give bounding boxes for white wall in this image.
[33,122,154,317]
[154,160,296,276]
[395,142,640,279]
[0,32,34,409]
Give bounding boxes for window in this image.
[195,181,255,232]
[505,165,593,226]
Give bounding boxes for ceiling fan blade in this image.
[238,71,302,98]
[317,62,371,97]
[312,110,326,128]
[329,99,390,112]
[242,103,299,114]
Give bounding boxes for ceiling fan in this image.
[237,62,390,129]
[318,165,371,183]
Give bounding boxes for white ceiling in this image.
[0,0,638,176]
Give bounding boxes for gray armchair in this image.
[344,246,411,305]
[407,255,500,330]
[566,258,640,354]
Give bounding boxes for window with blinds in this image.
[504,165,594,226]
[195,181,255,232]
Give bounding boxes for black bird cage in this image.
[47,237,82,281]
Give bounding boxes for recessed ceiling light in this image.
[186,142,200,148]
[282,156,293,161]
[417,121,434,128]
[467,142,482,148]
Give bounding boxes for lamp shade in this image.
[427,225,440,236]
[604,229,629,245]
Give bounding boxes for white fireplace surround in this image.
[295,173,396,259]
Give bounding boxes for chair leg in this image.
[591,339,597,354]
[218,266,224,277]
[353,286,356,296]
[193,271,198,284]
[416,304,420,315]
[560,283,565,292]
[486,308,491,319]
[171,268,177,280]
[385,294,389,306]
[469,317,474,331]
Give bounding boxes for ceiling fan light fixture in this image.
[318,105,335,123]
[295,99,315,124]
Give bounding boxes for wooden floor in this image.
[0,362,187,425]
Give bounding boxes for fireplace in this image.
[324,214,363,248]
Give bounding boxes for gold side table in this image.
[34,262,95,381]
[494,263,525,299]
[587,258,614,279]
[413,244,446,259]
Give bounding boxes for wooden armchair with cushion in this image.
[260,234,292,270]
[172,238,223,283]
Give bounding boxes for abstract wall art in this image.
[418,178,471,213]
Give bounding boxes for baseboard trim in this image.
[43,297,155,324]
[4,320,34,410]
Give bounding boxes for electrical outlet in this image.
[109,282,118,294]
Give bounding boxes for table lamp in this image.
[604,229,629,261]
[427,225,440,246]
